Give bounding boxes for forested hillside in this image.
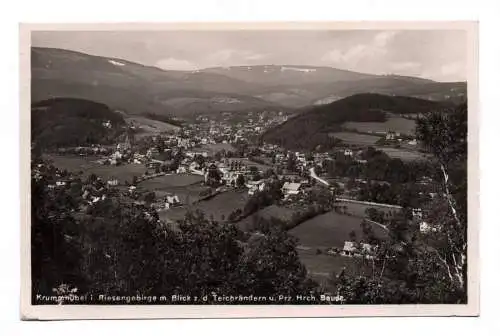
[262,93,450,150]
[31,98,126,149]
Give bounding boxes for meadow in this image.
[343,116,417,135]
[126,116,181,138]
[289,211,388,249]
[336,201,402,219]
[200,143,236,155]
[236,205,295,231]
[46,154,146,184]
[289,210,388,287]
[329,132,381,145]
[297,250,374,287]
[139,174,204,188]
[375,146,427,161]
[159,189,249,223]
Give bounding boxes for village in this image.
[40,107,441,281]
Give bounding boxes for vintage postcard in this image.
[20,22,479,320]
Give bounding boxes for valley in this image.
[30,44,468,305]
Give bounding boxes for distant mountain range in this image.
[261,93,452,151]
[31,47,467,117]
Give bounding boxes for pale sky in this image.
[32,30,467,82]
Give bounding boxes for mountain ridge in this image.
[31,47,467,116]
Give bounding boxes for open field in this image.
[159,189,249,223]
[240,158,273,172]
[139,173,204,188]
[200,143,236,155]
[126,116,181,138]
[329,132,381,145]
[236,205,295,231]
[289,211,388,249]
[375,146,427,161]
[297,250,374,287]
[343,116,417,135]
[151,185,209,204]
[336,201,402,218]
[138,174,207,206]
[46,154,146,183]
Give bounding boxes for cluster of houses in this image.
[327,241,378,259]
[193,110,289,145]
[411,207,442,233]
[151,194,182,211]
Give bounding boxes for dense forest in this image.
[261,93,449,150]
[31,98,126,149]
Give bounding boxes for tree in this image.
[365,207,385,223]
[207,166,222,187]
[31,163,86,299]
[348,230,357,242]
[416,103,467,292]
[32,160,318,302]
[333,103,468,304]
[144,192,156,204]
[252,172,262,181]
[263,168,275,179]
[286,152,297,172]
[194,154,205,167]
[236,174,245,188]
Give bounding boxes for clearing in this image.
[297,250,374,288]
[375,146,427,161]
[139,173,204,189]
[329,132,381,145]
[159,189,249,223]
[236,204,295,231]
[289,211,388,249]
[126,116,181,138]
[46,154,146,184]
[335,201,402,219]
[200,143,237,155]
[343,116,416,135]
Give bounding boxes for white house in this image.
[165,195,181,209]
[111,151,123,160]
[281,182,302,198]
[419,221,431,233]
[344,149,353,156]
[341,241,376,258]
[412,208,423,220]
[341,241,357,257]
[176,165,188,174]
[107,179,119,186]
[146,147,159,159]
[247,180,266,195]
[408,139,418,146]
[360,243,377,256]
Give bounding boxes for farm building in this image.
[282,182,303,198]
[107,179,119,186]
[247,180,266,195]
[341,241,377,258]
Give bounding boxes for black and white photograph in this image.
[20,22,479,319]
